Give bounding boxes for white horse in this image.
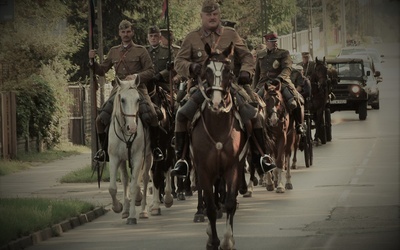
[108,75,152,225]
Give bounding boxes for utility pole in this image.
[307,0,314,58]
[322,0,328,56]
[292,15,297,53]
[341,0,346,47]
[97,0,105,106]
[260,0,268,43]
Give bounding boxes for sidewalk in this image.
[0,153,116,249]
[0,152,115,207]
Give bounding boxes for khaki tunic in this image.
[252,48,292,91]
[94,41,154,84]
[297,61,316,78]
[174,26,254,79]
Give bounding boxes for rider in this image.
[88,20,161,162]
[170,0,272,177]
[252,32,305,136]
[291,65,311,100]
[297,52,315,79]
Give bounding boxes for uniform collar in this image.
[267,48,277,54]
[120,41,134,51]
[149,45,160,52]
[201,25,223,37]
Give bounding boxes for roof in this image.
[326,58,364,64]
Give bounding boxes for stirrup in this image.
[153,147,164,162]
[171,159,189,178]
[260,154,276,173]
[94,149,106,162]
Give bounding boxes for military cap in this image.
[301,52,310,57]
[264,32,278,42]
[201,0,220,13]
[160,29,173,39]
[148,25,160,34]
[222,20,237,28]
[119,20,133,30]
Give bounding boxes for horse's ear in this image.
[116,77,122,86]
[205,43,212,56]
[315,57,319,63]
[323,56,326,63]
[223,42,234,58]
[134,74,140,87]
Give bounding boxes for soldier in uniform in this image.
[88,20,162,162]
[252,32,305,135]
[171,0,273,177]
[159,28,186,104]
[298,52,315,79]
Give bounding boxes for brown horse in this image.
[261,83,296,193]
[309,57,330,145]
[190,42,248,249]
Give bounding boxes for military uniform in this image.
[171,6,273,177]
[253,32,305,136]
[146,44,171,91]
[297,52,315,78]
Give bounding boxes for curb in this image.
[1,207,108,250]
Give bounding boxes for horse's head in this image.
[113,75,141,135]
[311,57,328,88]
[264,84,285,127]
[201,42,235,113]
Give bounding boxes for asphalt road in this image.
[2,42,399,250]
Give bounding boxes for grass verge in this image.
[0,143,90,176]
[0,197,94,246]
[60,164,111,183]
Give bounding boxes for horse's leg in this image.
[216,179,224,218]
[220,171,237,250]
[285,137,294,190]
[291,135,298,169]
[177,177,186,200]
[275,136,287,193]
[109,159,123,214]
[163,168,174,208]
[149,169,162,216]
[194,187,205,223]
[204,184,220,249]
[127,158,140,225]
[120,161,130,219]
[265,169,275,191]
[139,156,151,219]
[243,159,254,197]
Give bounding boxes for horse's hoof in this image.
[291,165,297,170]
[112,203,123,213]
[276,187,286,193]
[194,214,205,223]
[242,191,252,198]
[164,197,173,208]
[139,211,149,219]
[126,218,137,225]
[151,208,161,216]
[266,185,274,191]
[121,212,129,219]
[177,193,186,200]
[251,176,259,186]
[172,191,177,198]
[285,183,293,190]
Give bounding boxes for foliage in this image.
[0,198,94,246]
[0,0,85,147]
[60,164,112,183]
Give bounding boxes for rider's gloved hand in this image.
[166,61,174,71]
[238,71,251,85]
[190,63,202,76]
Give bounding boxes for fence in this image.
[0,91,17,159]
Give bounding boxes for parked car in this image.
[326,58,370,120]
[337,54,382,109]
[352,49,384,79]
[337,46,367,57]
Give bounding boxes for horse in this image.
[108,75,153,225]
[189,42,248,249]
[147,84,174,215]
[261,83,296,193]
[309,57,330,145]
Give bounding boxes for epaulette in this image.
[172,44,181,49]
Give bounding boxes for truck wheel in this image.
[359,101,367,120]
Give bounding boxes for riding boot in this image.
[171,132,189,178]
[293,106,306,136]
[94,132,109,162]
[282,86,297,111]
[252,128,276,173]
[150,126,164,162]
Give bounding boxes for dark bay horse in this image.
[309,57,330,145]
[261,83,296,193]
[148,85,174,215]
[190,43,249,249]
